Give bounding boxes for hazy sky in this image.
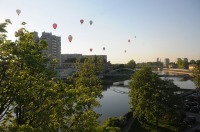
[0,0,200,64]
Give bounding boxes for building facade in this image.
[40,32,61,66]
[164,58,170,67]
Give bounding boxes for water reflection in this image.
[95,86,130,124]
[95,70,196,124]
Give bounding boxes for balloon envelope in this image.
[89,20,93,25]
[16,9,21,16]
[68,35,73,42]
[53,23,57,29]
[128,40,130,43]
[90,48,93,52]
[80,19,84,24]
[103,47,105,50]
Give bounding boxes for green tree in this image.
[129,67,183,126]
[0,20,103,131]
[67,57,103,131]
[0,20,72,131]
[177,59,188,69]
[196,60,200,66]
[193,65,200,89]
[126,59,136,69]
[190,60,196,64]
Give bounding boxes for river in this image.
[95,71,196,124]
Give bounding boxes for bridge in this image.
[103,68,136,77]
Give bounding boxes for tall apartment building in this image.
[40,32,61,66]
[164,58,170,67]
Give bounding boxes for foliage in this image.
[101,117,122,132]
[193,65,200,89]
[197,60,200,66]
[129,67,183,126]
[136,61,163,68]
[177,59,188,69]
[0,20,103,131]
[126,59,136,69]
[67,57,103,131]
[190,60,196,64]
[0,19,70,131]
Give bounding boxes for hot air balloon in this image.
[80,19,84,24]
[135,36,136,38]
[128,40,130,43]
[125,50,126,53]
[89,20,93,25]
[68,35,73,43]
[53,23,57,29]
[90,48,93,52]
[103,47,105,51]
[16,9,21,16]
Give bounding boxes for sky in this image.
[0,0,200,64]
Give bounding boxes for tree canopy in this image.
[193,65,200,89]
[126,59,136,69]
[0,19,103,131]
[129,67,183,126]
[177,59,188,69]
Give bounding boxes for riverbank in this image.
[101,76,131,85]
[163,68,193,76]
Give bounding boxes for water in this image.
[95,71,196,124]
[94,86,130,123]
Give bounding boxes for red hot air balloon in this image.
[53,23,57,29]
[89,20,93,25]
[128,39,130,43]
[80,19,84,24]
[16,9,21,16]
[90,48,93,52]
[68,35,73,43]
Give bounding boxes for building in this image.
[32,31,39,43]
[61,54,82,63]
[164,58,170,67]
[189,64,197,71]
[58,54,108,78]
[83,55,107,63]
[157,58,159,62]
[40,32,61,67]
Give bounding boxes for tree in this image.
[196,60,200,66]
[0,20,103,131]
[126,59,136,69]
[190,60,196,64]
[177,59,188,69]
[0,20,72,131]
[193,65,200,89]
[68,57,103,131]
[129,67,183,126]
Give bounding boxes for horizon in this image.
[1,0,200,64]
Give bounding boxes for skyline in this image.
[0,0,200,64]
